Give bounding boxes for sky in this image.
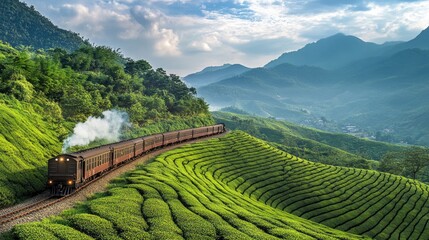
[21,0,429,76]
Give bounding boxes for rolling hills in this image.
[213,111,409,166]
[11,132,429,239]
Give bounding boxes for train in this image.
[47,124,225,196]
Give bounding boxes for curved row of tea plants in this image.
[179,132,429,239]
[12,131,367,240]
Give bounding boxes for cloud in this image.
[131,6,181,55]
[20,0,429,75]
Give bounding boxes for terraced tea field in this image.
[11,131,429,239]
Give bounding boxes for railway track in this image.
[0,154,140,226]
[0,196,58,225]
[0,131,228,234]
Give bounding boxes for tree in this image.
[379,151,404,176]
[379,147,429,180]
[125,59,151,77]
[403,147,429,179]
[0,72,34,101]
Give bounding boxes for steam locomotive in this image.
[47,124,225,195]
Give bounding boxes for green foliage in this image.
[214,111,406,168]
[0,96,61,207]
[13,223,58,240]
[0,0,85,51]
[0,41,211,124]
[40,223,94,240]
[380,147,429,181]
[87,188,150,239]
[68,213,121,240]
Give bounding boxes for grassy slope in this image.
[0,98,61,207]
[213,111,408,165]
[13,131,429,239]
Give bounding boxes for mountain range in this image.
[187,26,429,145]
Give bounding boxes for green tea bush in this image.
[68,213,120,240]
[13,223,58,240]
[40,223,94,240]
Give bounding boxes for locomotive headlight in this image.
[55,158,58,161]
[67,180,73,185]
[66,158,69,161]
[48,180,53,184]
[60,157,64,161]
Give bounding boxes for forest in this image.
[0,42,211,126]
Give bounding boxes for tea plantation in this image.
[11,131,429,239]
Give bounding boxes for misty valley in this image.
[189,28,429,146]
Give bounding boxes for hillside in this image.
[0,96,61,206]
[213,111,409,167]
[0,0,85,51]
[11,132,429,239]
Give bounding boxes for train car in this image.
[143,134,164,152]
[111,140,136,165]
[81,146,112,181]
[48,145,111,195]
[213,123,225,134]
[163,130,180,145]
[47,154,81,195]
[178,128,193,142]
[134,138,144,156]
[193,126,210,138]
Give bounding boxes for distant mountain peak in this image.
[413,26,429,41]
[318,33,366,44]
[390,25,429,51]
[265,32,378,69]
[201,64,233,72]
[184,63,250,88]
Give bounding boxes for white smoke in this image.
[62,110,130,153]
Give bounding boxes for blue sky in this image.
[21,0,429,76]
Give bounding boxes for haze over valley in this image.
[187,27,429,146]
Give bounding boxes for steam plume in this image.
[62,110,130,153]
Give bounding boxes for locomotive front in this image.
[47,154,81,195]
